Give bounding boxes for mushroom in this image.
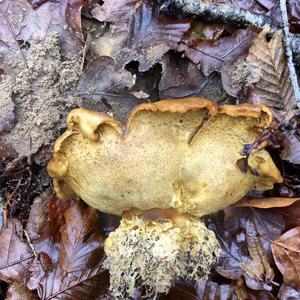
[48,98,282,298]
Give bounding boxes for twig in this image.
[280,0,300,109]
[160,0,300,63]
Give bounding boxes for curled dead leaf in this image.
[271,226,300,291]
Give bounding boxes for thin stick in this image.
[280,0,300,109]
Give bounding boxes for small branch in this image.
[160,0,300,63]
[280,0,300,109]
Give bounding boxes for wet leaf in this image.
[178,28,258,76]
[0,220,33,284]
[235,197,300,209]
[271,226,300,291]
[242,27,296,110]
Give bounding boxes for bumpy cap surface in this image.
[48,98,282,216]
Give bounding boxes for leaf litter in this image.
[1,0,300,299]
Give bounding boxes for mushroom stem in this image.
[103,208,221,299]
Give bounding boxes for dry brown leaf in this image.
[0,220,33,284]
[178,28,258,76]
[235,197,300,208]
[26,198,110,299]
[271,226,300,291]
[5,282,38,300]
[278,283,300,300]
[245,27,296,110]
[214,207,285,290]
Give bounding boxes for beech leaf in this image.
[178,28,258,76]
[26,199,109,299]
[271,226,300,291]
[0,220,33,284]
[244,26,296,110]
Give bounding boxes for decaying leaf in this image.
[26,196,109,299]
[278,283,300,300]
[0,220,33,284]
[271,226,300,291]
[91,0,139,26]
[234,277,277,300]
[0,0,83,75]
[214,207,285,290]
[6,282,38,300]
[275,200,300,230]
[114,1,191,71]
[178,28,258,76]
[197,279,237,300]
[91,0,190,71]
[281,132,300,164]
[159,52,232,102]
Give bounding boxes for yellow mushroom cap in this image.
[47,97,282,216]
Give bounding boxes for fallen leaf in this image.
[271,226,300,291]
[242,27,296,110]
[235,197,300,209]
[274,200,300,230]
[26,198,110,299]
[0,220,33,284]
[91,0,138,27]
[6,282,38,300]
[234,277,277,300]
[213,207,285,290]
[281,132,300,164]
[288,0,300,33]
[0,0,83,76]
[77,56,135,100]
[157,279,237,300]
[77,56,148,122]
[196,279,237,300]
[159,53,209,99]
[277,283,300,300]
[114,0,190,71]
[178,28,258,76]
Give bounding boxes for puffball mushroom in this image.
[48,98,282,298]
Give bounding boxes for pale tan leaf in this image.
[246,26,296,110]
[235,197,300,208]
